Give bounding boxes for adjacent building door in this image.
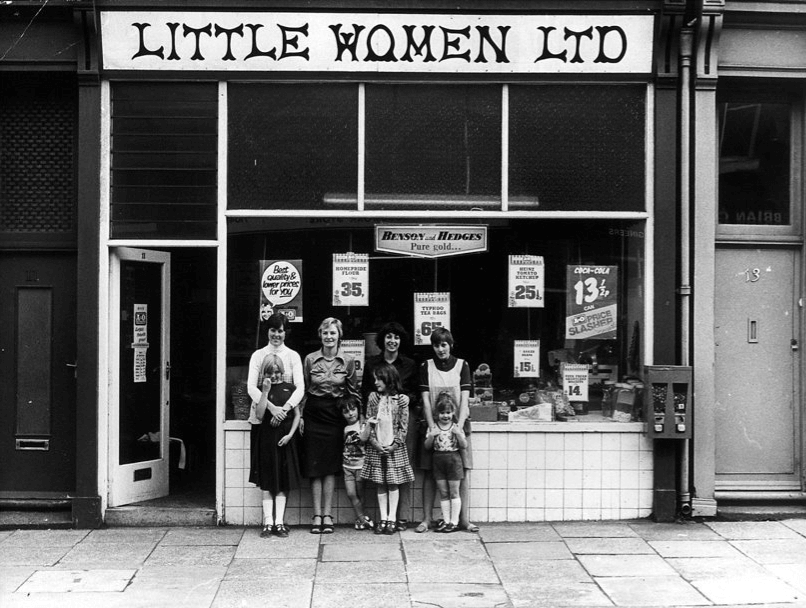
[0,253,77,495]
[109,248,171,506]
[714,246,802,491]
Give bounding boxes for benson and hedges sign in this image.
[375,225,488,259]
[100,12,653,74]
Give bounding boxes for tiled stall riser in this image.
[224,422,653,526]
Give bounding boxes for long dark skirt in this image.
[301,394,344,478]
[253,416,301,495]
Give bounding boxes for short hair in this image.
[338,395,360,413]
[435,391,457,413]
[375,322,409,350]
[265,312,290,332]
[430,326,454,348]
[258,354,284,385]
[318,317,343,340]
[373,362,402,394]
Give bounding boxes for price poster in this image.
[513,340,540,378]
[566,265,618,340]
[259,259,303,322]
[413,293,451,346]
[332,253,369,306]
[508,255,545,308]
[562,363,590,402]
[340,339,366,381]
[133,304,148,383]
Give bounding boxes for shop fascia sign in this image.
[376,225,487,259]
[100,12,653,74]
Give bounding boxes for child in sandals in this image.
[340,396,374,530]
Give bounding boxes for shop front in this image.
[95,5,675,525]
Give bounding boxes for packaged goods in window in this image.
[508,402,554,422]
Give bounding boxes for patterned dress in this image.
[360,394,415,485]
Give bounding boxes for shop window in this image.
[228,84,358,210]
[718,98,791,226]
[364,85,501,210]
[110,83,217,240]
[509,85,646,211]
[225,218,644,423]
[0,72,76,248]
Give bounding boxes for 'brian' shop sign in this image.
[100,12,653,74]
[376,225,487,259]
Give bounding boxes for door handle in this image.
[792,339,799,351]
[747,319,758,343]
[66,360,78,378]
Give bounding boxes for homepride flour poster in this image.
[259,260,303,322]
[565,265,618,340]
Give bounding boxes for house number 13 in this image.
[744,268,761,282]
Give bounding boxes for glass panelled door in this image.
[109,248,171,506]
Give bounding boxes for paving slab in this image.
[628,521,722,541]
[2,529,89,546]
[504,580,612,607]
[486,541,573,561]
[782,518,806,537]
[665,555,771,579]
[16,569,136,593]
[0,566,36,593]
[407,558,500,584]
[320,540,402,562]
[577,554,676,577]
[320,526,404,543]
[145,544,236,566]
[690,574,804,605]
[82,527,168,543]
[404,537,490,561]
[564,537,654,555]
[210,579,313,608]
[648,539,744,558]
[495,559,594,584]
[160,526,245,545]
[234,527,321,559]
[479,523,562,543]
[317,559,407,583]
[314,582,411,608]
[730,537,806,564]
[595,575,709,606]
[553,522,639,538]
[409,582,513,608]
[0,544,73,566]
[766,563,806,594]
[705,520,803,540]
[56,541,157,567]
[224,557,316,581]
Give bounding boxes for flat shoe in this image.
[275,524,289,537]
[260,525,273,538]
[442,523,457,533]
[395,519,408,532]
[414,522,429,534]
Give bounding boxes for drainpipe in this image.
[678,26,694,516]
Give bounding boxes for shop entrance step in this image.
[105,506,217,527]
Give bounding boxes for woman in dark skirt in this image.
[301,317,359,534]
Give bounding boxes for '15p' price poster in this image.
[413,293,451,346]
[513,340,540,378]
[508,255,545,308]
[332,253,369,306]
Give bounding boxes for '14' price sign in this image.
[562,364,590,402]
[513,340,540,378]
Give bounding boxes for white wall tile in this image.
[583,469,602,489]
[526,508,546,522]
[564,508,583,520]
[565,450,583,470]
[470,507,488,522]
[582,508,602,520]
[226,506,244,525]
[546,434,564,451]
[507,488,526,508]
[526,487,545,508]
[472,432,490,451]
[507,469,527,489]
[602,470,621,489]
[620,488,639,508]
[489,488,507,508]
[546,470,564,489]
[470,488,489,508]
[601,434,621,451]
[526,450,546,470]
[564,434,583,450]
[244,506,262,526]
[225,449,244,470]
[638,470,653,490]
[545,508,564,522]
[487,450,508,469]
[620,433,640,451]
[601,489,620,509]
[508,433,527,451]
[525,469,545,489]
[582,489,602,509]
[508,450,526,469]
[526,433,546,450]
[544,451,565,470]
[545,489,563,509]
[243,487,263,507]
[489,433,508,451]
[583,433,603,451]
[474,450,491,469]
[488,469,508,489]
[601,451,622,470]
[564,470,583,489]
[225,487,243,507]
[620,469,640,489]
[507,507,527,522]
[583,451,603,470]
[564,489,583,509]
[488,507,508,522]
[473,468,489,489]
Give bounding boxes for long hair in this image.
[373,362,402,395]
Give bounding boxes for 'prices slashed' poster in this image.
[566,265,618,340]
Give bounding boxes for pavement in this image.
[3,519,806,608]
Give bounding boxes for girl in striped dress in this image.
[361,363,415,535]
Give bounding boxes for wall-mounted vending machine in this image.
[644,366,692,439]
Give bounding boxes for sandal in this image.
[322,514,334,534]
[435,520,448,533]
[442,523,457,533]
[374,520,387,535]
[310,515,322,535]
[461,522,480,533]
[355,515,374,530]
[414,521,429,534]
[395,519,408,532]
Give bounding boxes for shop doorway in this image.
[714,246,802,491]
[108,248,216,514]
[0,252,77,495]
